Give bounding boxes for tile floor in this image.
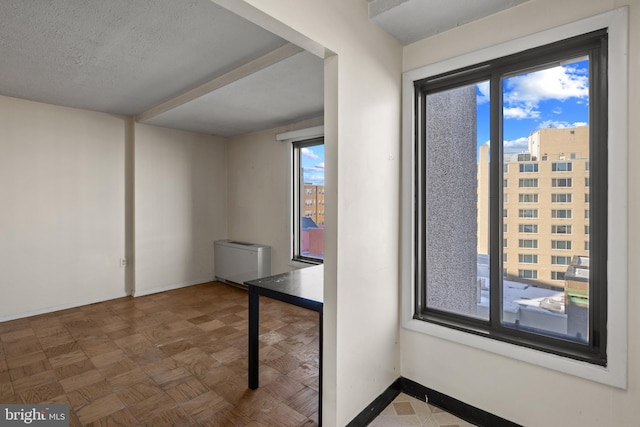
[369,393,476,427]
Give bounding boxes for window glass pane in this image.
[294,141,324,262]
[425,81,490,320]
[501,57,590,342]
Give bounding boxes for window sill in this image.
[402,317,625,389]
[289,259,322,269]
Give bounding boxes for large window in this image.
[292,138,325,264]
[412,31,608,365]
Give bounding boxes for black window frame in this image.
[413,30,608,365]
[292,137,325,265]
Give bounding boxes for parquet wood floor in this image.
[0,282,320,426]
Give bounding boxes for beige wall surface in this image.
[226,117,323,275]
[401,1,640,426]
[134,123,228,296]
[0,95,126,319]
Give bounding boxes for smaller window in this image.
[504,164,509,173]
[519,163,539,173]
[585,177,590,187]
[551,255,571,265]
[519,209,538,218]
[519,239,538,249]
[585,209,590,219]
[552,162,573,172]
[552,225,572,234]
[519,178,538,188]
[503,223,508,233]
[585,193,590,203]
[551,193,572,203]
[585,161,590,171]
[517,153,532,162]
[292,138,325,264]
[519,224,538,233]
[503,238,508,248]
[503,209,508,218]
[585,241,590,251]
[551,240,572,250]
[585,225,590,234]
[518,269,538,279]
[552,178,573,187]
[504,179,508,188]
[551,271,566,281]
[552,209,572,219]
[519,194,538,203]
[518,254,538,264]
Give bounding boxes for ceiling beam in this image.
[136,42,303,122]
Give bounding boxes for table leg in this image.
[248,286,259,390]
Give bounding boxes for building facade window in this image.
[518,239,538,249]
[520,163,539,173]
[552,225,572,234]
[552,162,573,172]
[519,209,538,218]
[410,28,609,367]
[518,269,538,279]
[552,178,573,187]
[519,194,539,203]
[519,224,538,233]
[518,254,538,264]
[519,178,538,188]
[551,255,571,265]
[552,209,573,219]
[552,193,572,203]
[551,271,566,281]
[292,137,324,264]
[551,240,573,250]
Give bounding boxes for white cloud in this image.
[476,81,490,104]
[501,64,588,121]
[301,147,319,160]
[539,120,588,129]
[503,105,540,120]
[504,65,588,105]
[503,136,529,152]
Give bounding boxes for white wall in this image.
[401,1,640,426]
[214,1,404,424]
[226,117,323,275]
[0,95,126,320]
[134,123,228,296]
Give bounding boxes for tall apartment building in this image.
[303,183,325,227]
[478,126,590,289]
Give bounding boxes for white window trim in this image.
[279,126,325,268]
[400,8,628,388]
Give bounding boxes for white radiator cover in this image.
[214,240,271,285]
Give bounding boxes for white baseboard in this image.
[0,291,129,322]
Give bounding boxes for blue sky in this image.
[301,145,325,185]
[476,57,589,153]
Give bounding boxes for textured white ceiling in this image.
[369,0,529,45]
[0,0,324,136]
[144,51,324,136]
[1,0,531,137]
